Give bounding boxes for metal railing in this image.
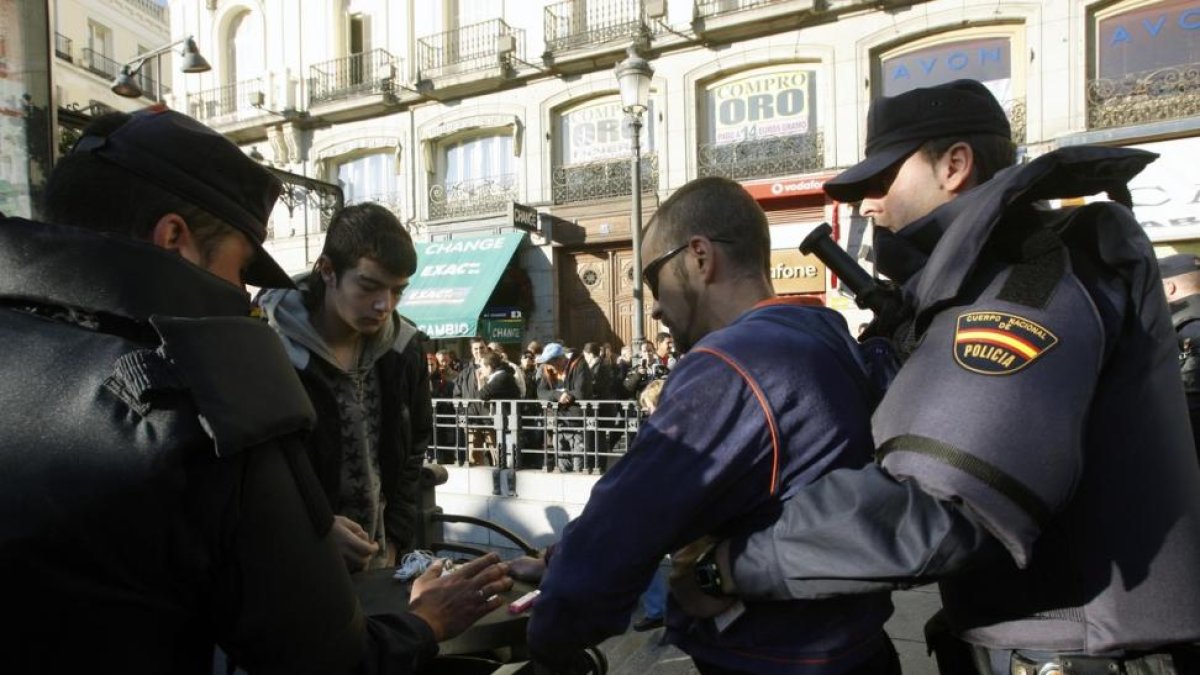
[54,33,72,62]
[418,19,525,79]
[551,154,658,204]
[134,70,169,100]
[187,77,263,121]
[81,48,120,79]
[695,0,782,19]
[545,0,647,53]
[428,173,518,221]
[430,398,643,474]
[346,190,404,219]
[697,131,825,181]
[1087,63,1200,130]
[127,0,168,23]
[1008,99,1026,145]
[309,49,400,105]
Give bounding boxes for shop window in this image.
[336,151,400,213]
[875,25,1026,143]
[429,131,517,220]
[697,64,825,181]
[552,94,658,204]
[1088,0,1200,129]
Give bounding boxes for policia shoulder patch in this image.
[954,311,1058,375]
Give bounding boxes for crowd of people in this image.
[4,78,1200,675]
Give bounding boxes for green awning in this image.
[397,232,525,340]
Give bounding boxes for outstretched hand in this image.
[669,537,736,619]
[408,553,513,642]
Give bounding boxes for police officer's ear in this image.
[938,141,976,195]
[150,213,201,264]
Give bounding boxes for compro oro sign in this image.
[559,95,655,165]
[769,249,826,294]
[396,232,526,339]
[705,66,817,144]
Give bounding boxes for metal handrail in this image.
[551,154,659,204]
[186,77,263,121]
[309,48,400,105]
[694,0,782,19]
[428,174,518,221]
[81,48,120,79]
[54,33,72,61]
[418,18,525,78]
[697,130,825,181]
[544,0,645,53]
[1087,63,1200,130]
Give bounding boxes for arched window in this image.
[429,130,518,220]
[1088,0,1200,129]
[552,94,658,204]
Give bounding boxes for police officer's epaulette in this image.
[143,316,316,457]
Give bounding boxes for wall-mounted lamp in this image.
[111,36,210,101]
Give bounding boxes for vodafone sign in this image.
[742,174,836,201]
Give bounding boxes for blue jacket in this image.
[527,298,893,673]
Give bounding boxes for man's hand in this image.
[557,392,574,407]
[507,555,546,582]
[331,515,379,572]
[408,553,513,642]
[669,537,736,619]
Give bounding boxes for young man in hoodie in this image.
[261,202,432,572]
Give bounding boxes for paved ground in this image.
[601,587,942,675]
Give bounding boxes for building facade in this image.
[52,0,171,147]
[164,0,1200,348]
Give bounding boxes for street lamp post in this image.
[614,45,654,351]
[111,36,211,102]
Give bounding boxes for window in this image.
[430,131,518,220]
[1088,0,1200,129]
[337,152,399,205]
[698,65,824,180]
[553,95,657,203]
[875,26,1025,142]
[87,21,111,59]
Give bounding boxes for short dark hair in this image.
[470,336,488,346]
[919,133,1017,186]
[655,332,671,344]
[645,176,770,280]
[582,342,599,356]
[42,112,236,264]
[306,202,416,309]
[480,352,505,370]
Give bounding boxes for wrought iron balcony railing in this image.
[81,48,120,79]
[1087,63,1200,130]
[695,0,783,19]
[697,131,824,181]
[187,78,263,121]
[418,19,525,79]
[552,154,659,204]
[309,49,400,105]
[428,174,518,221]
[545,0,647,53]
[55,33,72,62]
[1007,99,1026,145]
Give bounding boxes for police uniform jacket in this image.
[528,298,893,674]
[0,219,438,674]
[728,147,1200,655]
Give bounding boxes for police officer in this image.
[1158,252,1200,456]
[672,80,1200,674]
[0,109,511,673]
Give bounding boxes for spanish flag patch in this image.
[953,311,1058,375]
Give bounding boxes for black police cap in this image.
[76,108,293,288]
[824,79,1011,203]
[1158,253,1200,279]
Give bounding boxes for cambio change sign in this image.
[705,67,817,145]
[396,233,525,339]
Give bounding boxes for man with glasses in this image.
[524,176,899,674]
[673,80,1200,674]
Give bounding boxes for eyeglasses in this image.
[642,236,736,299]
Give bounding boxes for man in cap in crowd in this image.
[259,202,431,573]
[673,80,1200,674]
[1158,252,1200,454]
[535,342,592,472]
[0,108,511,673]
[524,177,897,674]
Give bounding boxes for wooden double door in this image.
[559,247,660,350]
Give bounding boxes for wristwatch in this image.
[693,541,726,597]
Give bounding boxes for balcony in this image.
[428,174,518,221]
[692,0,817,41]
[1087,63,1200,131]
[308,49,407,123]
[81,48,120,80]
[545,0,651,65]
[55,33,72,62]
[552,155,659,205]
[187,78,264,122]
[697,131,825,181]
[418,19,524,96]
